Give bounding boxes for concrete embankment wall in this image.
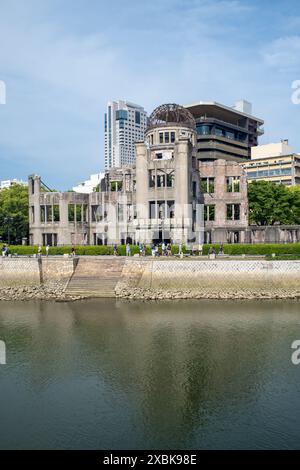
[140,260,300,289]
[116,259,300,298]
[0,257,75,287]
[0,257,299,299]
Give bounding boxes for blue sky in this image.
[0,0,300,189]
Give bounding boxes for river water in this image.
[0,299,300,449]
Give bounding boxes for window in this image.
[135,111,141,124]
[192,181,197,197]
[227,176,240,192]
[149,201,156,219]
[40,205,52,223]
[94,233,106,245]
[31,206,35,223]
[165,132,170,143]
[91,205,100,222]
[204,205,215,222]
[227,204,240,221]
[82,205,88,223]
[167,201,175,218]
[42,233,57,246]
[196,124,211,135]
[200,177,215,193]
[159,132,164,144]
[225,131,235,140]
[68,204,75,222]
[157,171,166,188]
[155,153,163,160]
[110,181,123,191]
[46,205,52,222]
[158,200,166,219]
[167,172,174,187]
[53,205,60,222]
[76,205,82,222]
[171,132,175,143]
[118,203,124,222]
[227,231,240,243]
[116,110,128,120]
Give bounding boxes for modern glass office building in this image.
[185,100,264,162]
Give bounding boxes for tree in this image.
[248,180,300,225]
[0,184,29,244]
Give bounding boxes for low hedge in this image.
[202,243,300,256]
[1,243,300,257]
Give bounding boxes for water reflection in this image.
[0,299,300,449]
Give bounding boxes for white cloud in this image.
[262,36,300,70]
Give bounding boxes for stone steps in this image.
[64,258,125,298]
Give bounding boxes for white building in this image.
[104,100,147,169]
[73,172,105,194]
[242,140,300,186]
[0,178,27,190]
[250,140,294,159]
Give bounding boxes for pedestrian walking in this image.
[113,244,118,256]
[167,243,171,256]
[2,245,7,257]
[46,244,50,257]
[38,245,42,258]
[126,243,131,257]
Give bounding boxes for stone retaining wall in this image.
[0,257,299,300]
[116,259,300,299]
[0,257,40,287]
[0,257,75,287]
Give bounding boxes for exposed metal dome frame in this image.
[148,103,196,130]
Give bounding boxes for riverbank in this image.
[1,257,299,301]
[115,286,300,300]
[0,281,84,301]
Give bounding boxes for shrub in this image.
[203,243,300,256]
[1,243,300,257]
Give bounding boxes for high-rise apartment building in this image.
[104,100,147,169]
[185,100,264,162]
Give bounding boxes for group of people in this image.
[37,245,50,257]
[1,242,223,258]
[208,243,224,257]
[37,245,76,257]
[112,242,214,257]
[151,242,172,257]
